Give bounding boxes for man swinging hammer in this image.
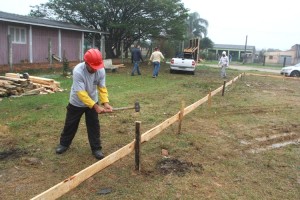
[55,48,113,160]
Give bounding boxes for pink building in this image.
[0,11,105,66]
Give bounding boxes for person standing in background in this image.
[131,44,143,76]
[149,47,165,78]
[218,51,229,78]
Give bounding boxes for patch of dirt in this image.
[0,148,28,160]
[156,158,204,176]
[212,104,294,116]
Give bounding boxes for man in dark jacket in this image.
[131,44,144,76]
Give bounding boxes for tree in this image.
[199,37,214,61]
[186,12,208,39]
[200,37,214,50]
[30,0,189,58]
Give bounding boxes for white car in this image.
[170,53,196,75]
[280,63,300,77]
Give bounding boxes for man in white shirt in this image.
[218,51,229,78]
[149,47,165,78]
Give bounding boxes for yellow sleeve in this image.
[97,86,109,104]
[77,91,95,108]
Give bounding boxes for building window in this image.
[269,56,273,59]
[8,26,26,44]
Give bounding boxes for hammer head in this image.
[134,101,140,112]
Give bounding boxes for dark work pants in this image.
[59,103,101,151]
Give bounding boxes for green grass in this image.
[0,63,299,200]
[201,60,284,69]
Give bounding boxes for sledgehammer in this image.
[113,101,140,112]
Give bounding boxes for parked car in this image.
[280,63,300,77]
[170,52,196,75]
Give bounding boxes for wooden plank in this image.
[114,64,125,68]
[4,73,21,79]
[32,83,57,91]
[211,85,223,96]
[31,141,136,200]
[30,75,55,83]
[3,84,17,90]
[29,77,55,86]
[23,88,45,96]
[141,113,180,143]
[184,95,209,115]
[0,80,13,86]
[6,73,56,86]
[6,73,60,89]
[0,76,28,83]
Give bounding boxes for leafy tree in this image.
[30,0,189,58]
[186,12,208,39]
[198,37,214,61]
[200,37,214,50]
[258,49,266,63]
[179,11,209,53]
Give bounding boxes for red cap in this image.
[84,49,104,70]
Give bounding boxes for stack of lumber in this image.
[0,73,63,97]
[113,63,126,68]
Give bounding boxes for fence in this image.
[32,72,297,199]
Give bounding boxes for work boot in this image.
[92,150,105,160]
[55,144,69,154]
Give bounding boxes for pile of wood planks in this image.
[0,73,63,97]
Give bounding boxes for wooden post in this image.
[121,40,124,63]
[79,38,82,61]
[135,121,141,171]
[208,90,212,108]
[7,35,13,72]
[178,101,185,134]
[48,38,52,67]
[222,81,226,96]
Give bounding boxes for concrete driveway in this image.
[205,64,281,74]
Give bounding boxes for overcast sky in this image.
[0,0,298,51]
[182,0,299,50]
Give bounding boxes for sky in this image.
[182,0,299,50]
[0,0,298,51]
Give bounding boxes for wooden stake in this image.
[135,121,141,171]
[178,101,185,134]
[222,81,226,96]
[208,90,212,108]
[8,35,13,72]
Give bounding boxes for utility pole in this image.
[297,44,300,64]
[243,35,248,64]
